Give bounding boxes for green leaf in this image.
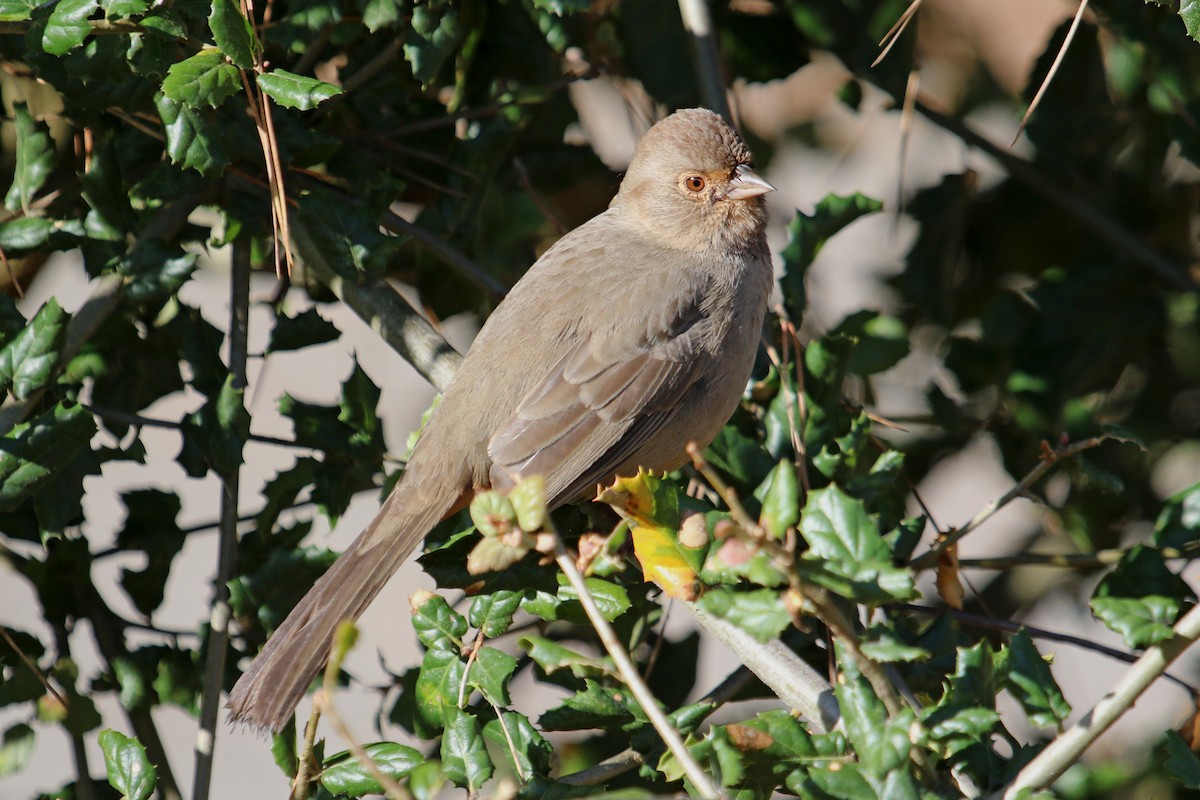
[925,706,1000,759]
[43,0,98,55]
[0,0,38,21]
[270,719,297,779]
[1179,0,1200,41]
[0,403,96,511]
[1164,730,1200,789]
[411,592,468,650]
[519,636,613,680]
[758,460,800,539]
[266,307,340,353]
[208,0,256,69]
[1091,596,1181,649]
[0,723,34,777]
[483,711,553,777]
[413,647,466,737]
[441,707,493,790]
[1153,480,1200,548]
[696,588,791,642]
[154,93,230,176]
[100,0,147,19]
[0,297,67,401]
[403,0,462,86]
[833,638,913,777]
[121,240,199,306]
[860,624,931,663]
[779,193,882,322]
[538,679,648,732]
[1005,629,1071,729]
[4,104,54,213]
[320,742,422,795]
[256,70,343,110]
[556,576,631,622]
[468,646,518,706]
[98,729,157,800]
[1091,546,1193,648]
[162,49,242,108]
[468,590,521,638]
[796,484,917,603]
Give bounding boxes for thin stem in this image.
[381,209,508,299]
[909,436,1107,571]
[85,588,183,800]
[957,540,1200,570]
[0,624,68,709]
[552,534,721,797]
[49,625,97,800]
[677,0,730,121]
[192,238,251,800]
[1013,0,1090,145]
[292,706,322,799]
[559,749,644,786]
[83,402,303,450]
[993,602,1200,798]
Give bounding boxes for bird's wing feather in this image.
[488,306,705,504]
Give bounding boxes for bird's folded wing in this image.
[487,316,704,504]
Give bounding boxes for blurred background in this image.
[3,0,1200,797]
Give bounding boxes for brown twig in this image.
[1013,0,1090,145]
[872,0,923,67]
[909,436,1109,571]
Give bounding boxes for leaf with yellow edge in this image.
[598,469,707,600]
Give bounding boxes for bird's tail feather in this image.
[227,480,461,732]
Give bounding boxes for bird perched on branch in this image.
[228,107,776,731]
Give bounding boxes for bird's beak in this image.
[722,164,775,201]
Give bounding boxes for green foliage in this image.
[4,0,1200,798]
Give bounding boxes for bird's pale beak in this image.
[722,164,775,201]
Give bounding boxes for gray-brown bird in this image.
[228,107,775,731]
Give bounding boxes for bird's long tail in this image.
[227,477,463,732]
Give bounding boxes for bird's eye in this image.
[684,175,706,192]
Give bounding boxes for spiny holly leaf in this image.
[758,460,800,540]
[43,0,98,55]
[467,646,518,706]
[0,402,96,512]
[0,297,67,401]
[98,729,156,800]
[1004,629,1071,729]
[256,70,343,110]
[779,193,882,322]
[468,590,521,638]
[483,711,553,777]
[0,0,38,21]
[413,647,466,737]
[4,104,54,213]
[162,49,242,108]
[1091,546,1193,648]
[833,638,914,778]
[208,0,256,69]
[519,636,613,680]
[1164,730,1200,789]
[441,707,492,791]
[797,484,916,603]
[600,469,702,599]
[695,587,791,642]
[539,679,649,732]
[410,591,468,651]
[1179,0,1200,42]
[320,742,422,796]
[155,94,230,176]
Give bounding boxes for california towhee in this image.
[228,107,775,731]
